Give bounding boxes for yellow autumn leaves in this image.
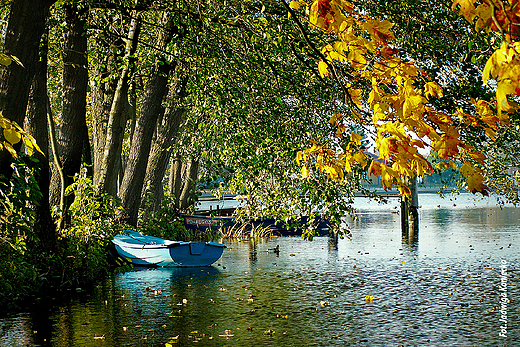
[483,41,520,117]
[291,0,509,196]
[452,0,520,118]
[296,130,368,182]
[0,112,42,158]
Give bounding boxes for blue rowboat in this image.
[112,230,226,267]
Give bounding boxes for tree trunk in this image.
[94,14,141,196]
[178,158,199,211]
[25,28,56,252]
[141,108,186,212]
[0,0,55,177]
[49,5,89,228]
[401,176,419,244]
[91,38,122,188]
[118,13,176,226]
[168,155,200,212]
[141,71,189,214]
[169,154,183,208]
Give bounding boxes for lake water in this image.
[1,193,518,346]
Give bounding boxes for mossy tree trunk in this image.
[49,5,89,228]
[118,13,176,226]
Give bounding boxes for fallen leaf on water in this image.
[320,300,330,307]
[365,296,374,303]
[93,335,105,340]
[264,329,275,336]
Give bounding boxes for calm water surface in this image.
[1,193,518,346]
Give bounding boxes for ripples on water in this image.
[1,194,518,346]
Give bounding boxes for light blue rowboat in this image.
[112,230,226,267]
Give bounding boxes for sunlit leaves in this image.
[424,82,443,100]
[318,60,329,77]
[451,0,477,23]
[289,0,511,197]
[0,112,43,158]
[360,19,395,45]
[289,0,301,11]
[0,52,23,67]
[460,162,489,195]
[455,1,520,120]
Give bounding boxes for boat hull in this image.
[181,214,330,236]
[112,231,225,267]
[168,242,227,267]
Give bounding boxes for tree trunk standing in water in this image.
[401,176,419,244]
[118,13,176,225]
[25,29,56,252]
[48,5,89,227]
[0,0,55,177]
[141,72,188,214]
[94,15,141,197]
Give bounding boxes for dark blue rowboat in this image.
[112,230,226,267]
[181,214,331,236]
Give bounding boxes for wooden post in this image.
[401,176,419,243]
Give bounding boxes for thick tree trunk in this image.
[49,5,89,228]
[118,13,176,225]
[91,39,122,188]
[0,0,55,176]
[141,108,186,213]
[118,63,171,225]
[141,72,188,214]
[25,28,56,252]
[94,14,140,196]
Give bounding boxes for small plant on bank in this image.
[0,156,44,310]
[57,168,128,285]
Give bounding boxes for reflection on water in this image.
[1,194,518,346]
